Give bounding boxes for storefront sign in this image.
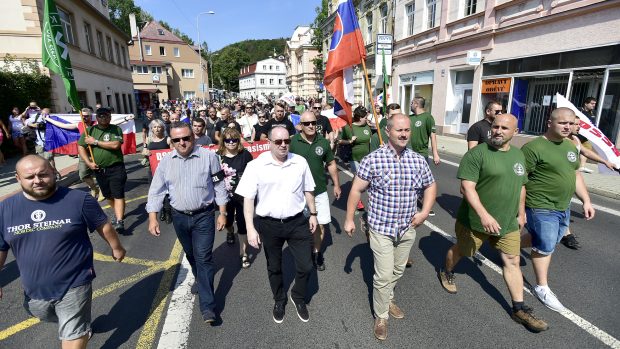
[466,50,482,66]
[399,71,434,85]
[148,140,271,175]
[481,78,511,93]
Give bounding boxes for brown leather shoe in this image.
[388,301,404,319]
[405,258,413,268]
[374,318,388,340]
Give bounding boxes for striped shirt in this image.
[146,146,228,212]
[357,144,435,238]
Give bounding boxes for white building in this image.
[238,58,287,99]
[285,26,321,98]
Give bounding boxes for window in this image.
[276,66,280,71]
[174,47,180,57]
[95,91,102,105]
[182,69,194,78]
[269,78,274,85]
[405,3,415,36]
[122,94,128,114]
[151,66,162,74]
[145,45,152,55]
[100,0,107,7]
[106,36,113,62]
[114,41,121,65]
[136,66,148,74]
[157,29,164,35]
[159,46,166,56]
[57,8,75,45]
[278,79,283,85]
[183,91,196,99]
[269,65,273,70]
[465,0,477,16]
[96,30,104,58]
[83,22,93,54]
[122,46,128,67]
[263,65,267,70]
[426,0,438,29]
[380,4,388,33]
[366,13,373,43]
[260,78,265,85]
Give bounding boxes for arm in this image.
[243,197,261,248]
[110,115,134,125]
[575,171,595,220]
[430,132,441,165]
[215,130,222,143]
[260,132,268,141]
[146,163,168,236]
[78,144,98,170]
[0,121,9,139]
[326,160,341,199]
[44,116,79,130]
[304,191,318,233]
[95,222,126,261]
[518,186,526,230]
[411,182,437,227]
[580,146,617,170]
[467,141,479,150]
[460,180,501,235]
[84,137,121,151]
[0,250,7,299]
[344,177,370,237]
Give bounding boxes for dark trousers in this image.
[171,209,216,317]
[257,214,313,304]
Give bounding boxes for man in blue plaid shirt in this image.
[345,113,436,341]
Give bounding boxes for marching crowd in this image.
[0,94,613,347]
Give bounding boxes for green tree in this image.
[212,47,250,92]
[108,0,151,36]
[311,0,329,73]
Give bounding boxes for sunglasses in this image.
[312,106,321,110]
[271,138,291,146]
[224,138,239,144]
[494,110,502,115]
[301,121,317,126]
[171,136,192,143]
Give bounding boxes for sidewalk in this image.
[437,135,620,200]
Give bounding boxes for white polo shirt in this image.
[235,151,315,219]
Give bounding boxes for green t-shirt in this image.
[522,137,579,211]
[409,112,436,156]
[289,134,334,195]
[341,124,371,161]
[78,124,124,168]
[456,144,528,236]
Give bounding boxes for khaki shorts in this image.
[455,221,520,257]
[35,145,54,160]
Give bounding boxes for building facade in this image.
[0,0,135,113]
[238,58,287,99]
[284,26,321,98]
[392,0,620,146]
[128,21,209,110]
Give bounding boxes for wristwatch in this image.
[93,140,99,146]
[309,212,318,216]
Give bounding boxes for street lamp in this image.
[209,53,218,100]
[196,11,215,103]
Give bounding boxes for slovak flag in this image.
[45,114,137,155]
[323,0,366,125]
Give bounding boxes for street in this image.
[1,152,619,349]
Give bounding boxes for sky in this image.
[135,0,321,51]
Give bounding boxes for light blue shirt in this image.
[146,146,228,212]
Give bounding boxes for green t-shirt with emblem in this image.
[341,124,372,161]
[456,143,528,236]
[289,134,334,195]
[522,137,579,211]
[77,124,124,168]
[409,112,436,156]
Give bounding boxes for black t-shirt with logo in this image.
[467,119,492,145]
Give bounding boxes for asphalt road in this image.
[0,152,619,349]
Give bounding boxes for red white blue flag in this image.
[323,0,366,125]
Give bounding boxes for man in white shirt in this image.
[236,126,317,324]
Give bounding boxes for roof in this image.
[135,21,185,44]
[239,63,257,78]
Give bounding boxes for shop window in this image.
[599,70,620,143]
[513,74,569,135]
[455,70,474,84]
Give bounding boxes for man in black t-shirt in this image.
[577,97,597,173]
[311,102,333,142]
[466,101,502,150]
[260,102,296,139]
[214,107,241,144]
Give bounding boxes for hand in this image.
[216,214,226,231]
[85,136,96,145]
[411,211,429,228]
[350,136,357,144]
[604,161,616,170]
[309,216,318,233]
[517,213,526,231]
[87,162,99,171]
[333,186,341,200]
[148,218,161,237]
[125,115,135,120]
[247,227,261,248]
[433,153,441,165]
[344,219,356,237]
[112,246,126,262]
[480,213,501,235]
[583,202,595,220]
[0,287,3,300]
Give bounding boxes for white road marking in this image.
[156,255,195,349]
[339,163,620,348]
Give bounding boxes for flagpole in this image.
[77,111,95,161]
[360,59,384,146]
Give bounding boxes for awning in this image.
[135,89,162,94]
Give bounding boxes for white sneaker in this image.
[579,167,593,173]
[534,286,565,312]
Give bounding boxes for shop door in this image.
[569,69,604,108]
[521,75,569,135]
[452,85,473,134]
[599,70,620,144]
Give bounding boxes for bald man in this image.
[0,155,125,349]
[439,115,548,332]
[521,108,595,313]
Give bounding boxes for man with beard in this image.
[439,114,548,332]
[260,102,296,139]
[467,101,503,149]
[0,155,125,349]
[214,107,241,144]
[205,107,219,141]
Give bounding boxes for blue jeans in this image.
[525,207,570,255]
[171,209,216,318]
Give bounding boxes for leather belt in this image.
[173,203,214,216]
[259,211,303,223]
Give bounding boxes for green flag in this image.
[42,0,80,111]
[381,49,389,113]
